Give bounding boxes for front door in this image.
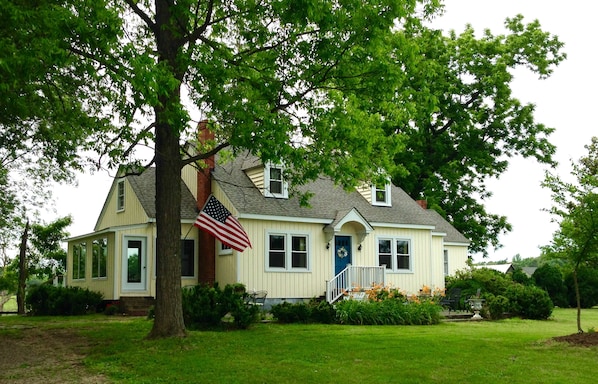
[122,237,147,291]
[334,236,352,275]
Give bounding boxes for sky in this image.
[48,0,597,263]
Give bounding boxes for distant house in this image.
[477,263,514,274]
[66,142,470,308]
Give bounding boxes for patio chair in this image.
[440,288,462,313]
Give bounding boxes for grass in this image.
[1,308,598,383]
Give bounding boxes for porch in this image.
[326,264,386,303]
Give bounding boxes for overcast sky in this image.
[50,1,596,263]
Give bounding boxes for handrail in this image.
[326,265,386,303]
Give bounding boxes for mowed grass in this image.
[2,308,597,383]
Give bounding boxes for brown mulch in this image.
[553,332,598,347]
[0,325,108,383]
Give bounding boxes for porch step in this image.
[120,296,155,316]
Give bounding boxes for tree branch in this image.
[124,0,157,34]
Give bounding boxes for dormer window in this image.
[264,163,288,198]
[372,183,391,206]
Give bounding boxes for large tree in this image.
[25,0,437,338]
[542,137,598,333]
[361,16,565,254]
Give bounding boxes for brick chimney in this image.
[196,120,216,284]
[416,200,428,210]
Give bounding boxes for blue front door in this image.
[334,236,352,275]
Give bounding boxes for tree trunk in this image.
[147,0,186,338]
[573,267,583,333]
[17,220,29,315]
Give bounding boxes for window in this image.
[92,238,107,278]
[117,179,125,211]
[444,250,449,276]
[219,242,232,255]
[264,163,288,198]
[73,242,86,280]
[377,238,411,272]
[267,232,309,271]
[372,183,391,206]
[180,239,195,277]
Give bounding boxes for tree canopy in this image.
[370,16,564,254]
[542,137,598,332]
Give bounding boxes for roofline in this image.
[445,241,471,246]
[369,222,435,230]
[66,228,116,242]
[238,213,331,224]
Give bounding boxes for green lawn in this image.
[2,308,597,383]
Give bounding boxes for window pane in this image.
[73,243,86,280]
[269,252,285,268]
[292,252,307,268]
[270,235,285,250]
[378,239,392,268]
[180,239,194,277]
[396,240,409,255]
[379,254,392,269]
[127,240,142,283]
[92,238,107,278]
[269,168,283,194]
[292,236,306,252]
[375,188,386,203]
[397,255,410,270]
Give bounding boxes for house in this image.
[476,263,514,274]
[66,146,470,309]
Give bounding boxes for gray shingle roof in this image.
[213,153,469,244]
[127,168,198,220]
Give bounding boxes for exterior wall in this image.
[245,166,264,194]
[445,243,469,276]
[181,163,198,201]
[356,184,372,204]
[96,179,149,231]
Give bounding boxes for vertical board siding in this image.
[96,179,149,230]
[446,244,469,276]
[181,163,198,201]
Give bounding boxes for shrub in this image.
[506,284,553,320]
[182,283,258,329]
[26,284,103,316]
[270,301,311,323]
[485,294,510,320]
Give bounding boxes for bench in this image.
[245,290,267,307]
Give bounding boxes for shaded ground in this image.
[553,331,598,347]
[0,324,108,383]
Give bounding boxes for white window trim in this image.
[116,179,125,212]
[264,163,288,199]
[377,236,413,273]
[265,231,311,272]
[371,182,392,207]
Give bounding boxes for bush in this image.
[26,284,103,316]
[506,284,553,320]
[270,301,311,323]
[182,283,258,330]
[485,294,510,320]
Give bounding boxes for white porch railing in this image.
[326,264,386,303]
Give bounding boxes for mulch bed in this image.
[553,332,598,347]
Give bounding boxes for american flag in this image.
[194,195,252,252]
